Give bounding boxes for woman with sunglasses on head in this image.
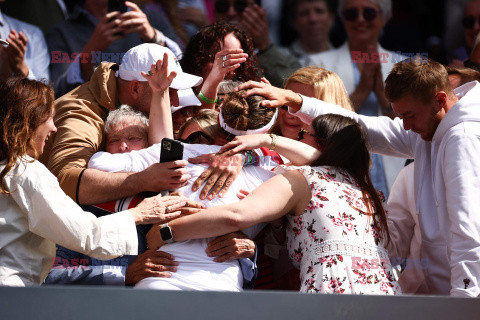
[308,0,405,199]
[153,113,402,295]
[450,0,480,68]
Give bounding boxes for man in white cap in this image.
[40,43,202,205]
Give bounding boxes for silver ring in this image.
[223,55,227,61]
[166,206,171,213]
[222,61,226,68]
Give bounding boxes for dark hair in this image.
[0,78,55,195]
[310,114,390,243]
[180,23,262,82]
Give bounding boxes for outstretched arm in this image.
[235,81,416,159]
[220,134,321,166]
[141,52,177,145]
[167,170,311,242]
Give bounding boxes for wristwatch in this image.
[159,223,174,244]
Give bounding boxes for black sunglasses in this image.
[215,0,250,14]
[462,16,480,29]
[297,128,315,141]
[179,131,214,144]
[342,7,380,22]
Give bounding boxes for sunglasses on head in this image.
[179,131,214,144]
[342,7,380,22]
[462,15,480,29]
[297,128,315,141]
[215,0,250,14]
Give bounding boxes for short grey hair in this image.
[104,105,149,134]
[218,80,243,94]
[338,0,392,23]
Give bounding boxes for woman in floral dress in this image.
[157,113,401,295]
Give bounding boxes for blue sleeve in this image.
[44,222,149,286]
[240,247,258,290]
[43,245,133,286]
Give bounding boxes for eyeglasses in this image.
[215,0,250,14]
[342,7,380,22]
[297,128,315,141]
[179,131,214,144]
[462,16,480,29]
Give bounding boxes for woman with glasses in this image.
[153,113,401,295]
[177,109,219,144]
[450,0,480,68]
[307,0,405,199]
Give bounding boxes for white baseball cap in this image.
[172,88,202,113]
[117,43,203,90]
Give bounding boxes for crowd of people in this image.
[1,0,480,298]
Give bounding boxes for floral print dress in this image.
[277,165,401,295]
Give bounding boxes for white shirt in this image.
[292,81,480,297]
[0,9,50,81]
[0,157,138,287]
[386,163,429,294]
[88,143,279,291]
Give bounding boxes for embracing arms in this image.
[166,170,311,242]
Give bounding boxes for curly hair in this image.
[0,78,55,195]
[180,22,262,82]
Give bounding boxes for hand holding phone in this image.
[160,138,184,163]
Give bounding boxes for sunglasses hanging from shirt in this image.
[342,7,380,22]
[215,0,250,14]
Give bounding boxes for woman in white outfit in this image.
[0,78,200,286]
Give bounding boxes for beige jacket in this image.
[39,63,119,200]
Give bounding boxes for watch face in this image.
[160,225,173,241]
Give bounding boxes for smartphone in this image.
[160,138,184,163]
[108,0,128,13]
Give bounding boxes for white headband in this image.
[218,108,278,136]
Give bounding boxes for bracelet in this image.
[269,133,277,150]
[199,91,218,104]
